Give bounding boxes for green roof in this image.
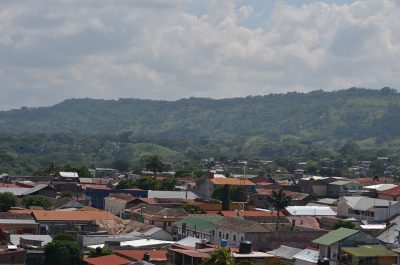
[329,180,354,186]
[173,216,223,232]
[312,228,359,246]
[341,245,398,257]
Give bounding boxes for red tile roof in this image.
[31,210,119,221]
[378,185,400,196]
[114,250,167,261]
[84,254,131,265]
[210,178,255,186]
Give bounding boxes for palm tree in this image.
[202,248,235,265]
[145,155,164,178]
[266,190,292,230]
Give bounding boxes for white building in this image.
[337,196,400,222]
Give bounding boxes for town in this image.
[0,155,400,265]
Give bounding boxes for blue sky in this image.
[0,0,398,110]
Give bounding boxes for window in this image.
[241,237,243,242]
[212,230,215,235]
[233,235,236,241]
[219,232,221,238]
[226,234,229,239]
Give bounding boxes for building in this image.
[312,228,380,265]
[337,196,400,222]
[266,245,303,264]
[114,250,167,265]
[127,204,187,233]
[83,254,132,265]
[196,177,256,198]
[104,194,135,217]
[377,185,400,201]
[250,189,310,209]
[210,217,269,248]
[173,215,223,241]
[327,180,362,198]
[86,187,147,209]
[340,245,398,265]
[0,245,26,265]
[293,248,319,265]
[285,206,336,217]
[298,176,340,197]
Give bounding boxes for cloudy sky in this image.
[0,0,399,110]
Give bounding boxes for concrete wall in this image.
[104,197,126,217]
[245,230,328,251]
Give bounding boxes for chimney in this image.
[143,252,150,262]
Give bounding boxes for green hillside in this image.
[1,87,400,174]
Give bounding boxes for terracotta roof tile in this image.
[84,254,131,265]
[378,186,400,196]
[209,178,255,186]
[115,250,167,261]
[31,210,119,221]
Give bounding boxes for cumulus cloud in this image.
[0,0,399,109]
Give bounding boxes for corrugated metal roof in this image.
[147,190,198,199]
[267,245,302,260]
[312,228,358,246]
[286,206,336,216]
[342,196,398,211]
[293,249,319,263]
[0,219,38,224]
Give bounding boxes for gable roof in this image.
[84,254,131,265]
[342,196,398,211]
[220,210,279,217]
[31,210,119,222]
[209,178,255,186]
[312,228,359,246]
[341,245,398,257]
[378,186,400,196]
[286,206,336,216]
[293,249,319,263]
[267,245,303,260]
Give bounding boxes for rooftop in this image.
[285,206,336,216]
[341,196,398,211]
[84,254,131,265]
[147,190,198,199]
[341,245,398,257]
[293,248,319,263]
[364,184,398,191]
[174,216,223,232]
[212,217,268,233]
[267,245,302,260]
[312,228,359,246]
[30,209,119,222]
[114,250,167,261]
[209,178,255,186]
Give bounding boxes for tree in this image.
[183,204,204,214]
[44,239,82,265]
[53,233,75,242]
[160,176,177,190]
[136,176,158,190]
[202,248,235,265]
[230,186,248,202]
[212,185,231,210]
[111,159,131,172]
[266,190,292,230]
[89,247,113,257]
[0,192,18,212]
[116,179,136,189]
[146,155,164,177]
[22,195,52,209]
[333,220,356,230]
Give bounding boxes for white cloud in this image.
[0,0,399,109]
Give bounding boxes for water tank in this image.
[239,241,252,254]
[221,239,228,247]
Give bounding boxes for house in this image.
[377,185,400,201]
[104,194,135,217]
[298,176,341,197]
[147,190,198,200]
[327,180,362,198]
[86,187,147,209]
[337,196,400,222]
[114,250,167,265]
[9,234,52,249]
[196,177,256,198]
[0,212,39,234]
[118,220,173,241]
[210,217,269,248]
[340,245,398,265]
[232,242,273,265]
[250,189,310,209]
[83,254,132,265]
[59,171,79,181]
[293,248,319,265]
[127,204,187,233]
[312,228,379,265]
[173,215,223,241]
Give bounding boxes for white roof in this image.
[360,224,386,230]
[59,172,79,178]
[293,249,319,263]
[342,196,398,211]
[147,190,198,199]
[213,174,226,178]
[87,238,173,249]
[364,184,397,191]
[175,237,202,247]
[233,252,273,258]
[286,206,336,216]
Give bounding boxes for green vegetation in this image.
[22,195,53,209]
[60,191,73,198]
[266,190,292,230]
[0,192,18,211]
[333,220,356,230]
[2,88,400,174]
[183,204,204,214]
[43,235,82,265]
[202,248,235,265]
[89,247,113,257]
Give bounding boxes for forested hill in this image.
[1,87,400,149]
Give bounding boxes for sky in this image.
[0,0,399,110]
